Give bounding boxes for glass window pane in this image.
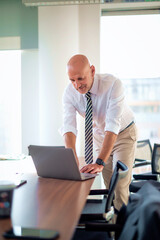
[0,50,21,154]
[100,14,160,144]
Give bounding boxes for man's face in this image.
[68,64,95,94]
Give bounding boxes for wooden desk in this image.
[0,174,94,240]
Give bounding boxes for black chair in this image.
[72,181,160,240]
[72,161,128,240]
[133,139,152,168]
[130,143,160,193]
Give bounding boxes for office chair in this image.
[133,139,152,168]
[72,161,128,240]
[73,181,160,240]
[130,143,160,193]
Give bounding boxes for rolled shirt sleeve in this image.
[104,78,125,134]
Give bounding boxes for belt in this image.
[120,121,135,133]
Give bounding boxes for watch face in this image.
[96,158,105,166]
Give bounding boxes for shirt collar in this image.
[89,74,98,95]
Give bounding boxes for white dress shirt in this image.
[59,74,135,138]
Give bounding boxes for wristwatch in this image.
[96,158,106,167]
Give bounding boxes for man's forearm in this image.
[98,131,117,163]
[80,131,117,174]
[63,132,79,165]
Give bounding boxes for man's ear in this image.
[90,65,95,77]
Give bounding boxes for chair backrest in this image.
[135,139,152,161]
[152,143,160,174]
[105,161,128,212]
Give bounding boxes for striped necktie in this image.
[85,91,93,164]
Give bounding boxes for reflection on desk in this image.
[0,173,95,240]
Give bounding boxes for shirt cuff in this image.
[59,125,78,136]
[104,122,120,135]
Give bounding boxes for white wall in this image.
[38,4,100,157]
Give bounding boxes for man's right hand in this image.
[63,132,79,166]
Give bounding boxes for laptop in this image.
[28,145,97,181]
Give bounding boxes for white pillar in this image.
[79,4,100,71]
[38,5,79,146]
[76,4,100,158]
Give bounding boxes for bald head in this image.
[67,54,90,71]
[67,54,95,94]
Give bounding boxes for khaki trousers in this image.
[94,123,138,210]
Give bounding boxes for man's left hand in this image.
[80,163,104,174]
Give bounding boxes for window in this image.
[0,50,21,154]
[100,13,160,144]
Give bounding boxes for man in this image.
[59,54,137,210]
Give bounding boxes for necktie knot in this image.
[85,91,91,100]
